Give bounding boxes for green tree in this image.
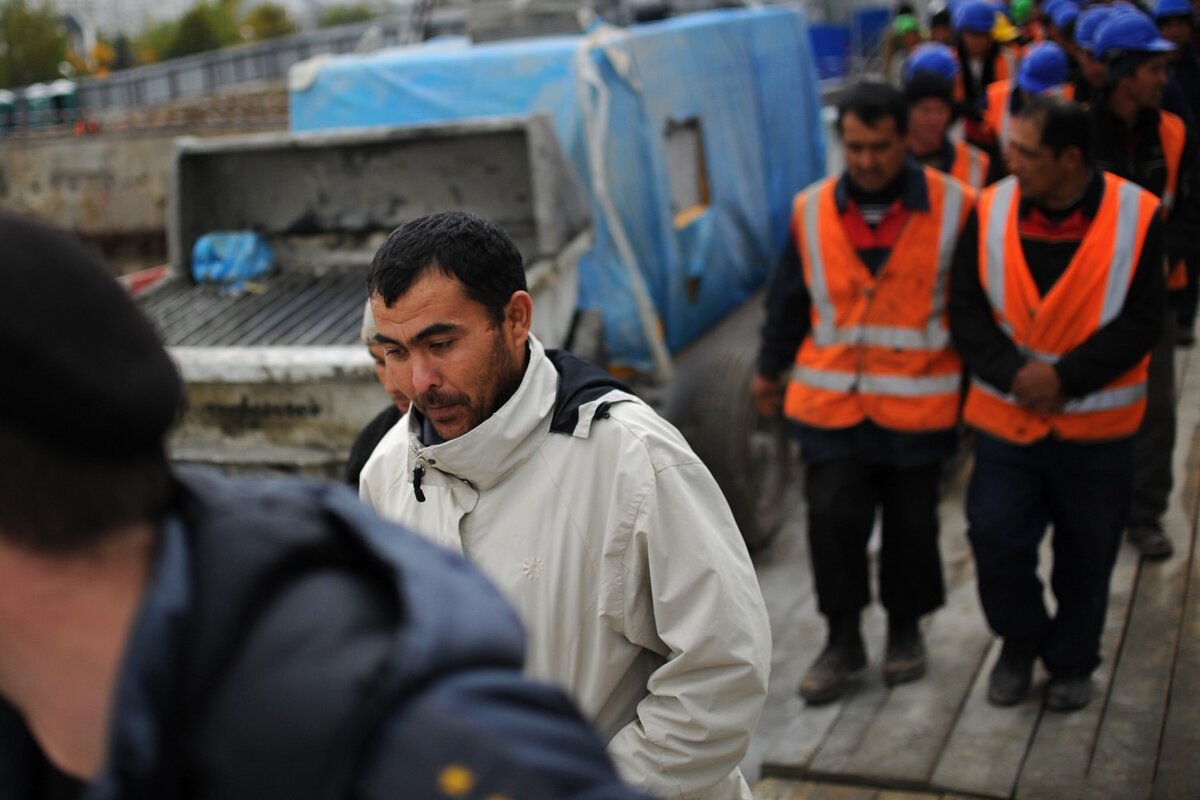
[0,0,68,87]
[134,17,182,63]
[241,3,295,40]
[318,2,374,27]
[168,5,222,57]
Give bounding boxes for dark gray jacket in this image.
[0,469,645,800]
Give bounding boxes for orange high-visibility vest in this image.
[783,167,974,433]
[963,172,1159,444]
[983,79,1075,150]
[949,138,991,190]
[1156,110,1189,289]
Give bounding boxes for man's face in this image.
[367,342,411,413]
[962,30,994,59]
[841,112,908,194]
[1160,17,1192,51]
[1006,115,1067,200]
[1125,54,1170,109]
[370,272,531,440]
[931,23,952,44]
[908,98,953,154]
[1080,50,1107,87]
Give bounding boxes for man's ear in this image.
[1062,145,1085,172]
[504,290,533,345]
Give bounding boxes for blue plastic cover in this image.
[192,231,273,291]
[291,8,826,371]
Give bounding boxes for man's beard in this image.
[416,333,526,440]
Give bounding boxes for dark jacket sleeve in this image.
[757,230,811,380]
[1055,215,1167,397]
[949,209,1027,393]
[355,672,650,800]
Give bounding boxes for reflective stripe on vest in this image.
[971,378,1147,415]
[793,366,961,397]
[985,81,1013,149]
[802,174,966,352]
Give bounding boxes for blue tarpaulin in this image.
[291,7,826,372]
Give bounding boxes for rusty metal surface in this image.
[139,271,365,346]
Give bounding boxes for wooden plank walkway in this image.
[744,346,1200,799]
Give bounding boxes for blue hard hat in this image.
[905,42,961,84]
[1051,2,1081,31]
[1154,0,1193,20]
[1075,6,1112,51]
[953,0,998,33]
[1043,0,1072,21]
[1017,41,1071,94]
[1094,8,1177,59]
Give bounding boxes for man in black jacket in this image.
[1089,11,1198,559]
[0,213,644,800]
[1157,0,1200,342]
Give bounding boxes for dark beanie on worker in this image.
[905,72,958,112]
[0,213,182,458]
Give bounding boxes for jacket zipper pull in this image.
[412,465,426,503]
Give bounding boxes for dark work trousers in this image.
[805,458,946,622]
[1130,316,1177,528]
[967,432,1133,676]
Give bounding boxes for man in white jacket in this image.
[360,211,772,800]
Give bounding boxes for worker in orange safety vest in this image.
[753,82,975,707]
[905,42,1000,190]
[950,96,1165,713]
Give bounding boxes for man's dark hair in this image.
[1019,95,1093,164]
[0,424,171,554]
[837,81,910,137]
[368,211,528,325]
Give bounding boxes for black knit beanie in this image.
[905,72,959,114]
[0,214,182,458]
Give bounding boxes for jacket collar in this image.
[406,335,560,491]
[834,158,930,214]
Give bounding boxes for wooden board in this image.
[806,606,891,777]
[840,579,992,787]
[928,638,1043,799]
[1010,544,1140,799]
[1144,351,1200,800]
[1084,425,1195,796]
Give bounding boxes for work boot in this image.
[799,638,867,705]
[882,618,926,687]
[1126,523,1174,560]
[987,638,1037,707]
[1045,672,1092,712]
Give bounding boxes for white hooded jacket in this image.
[360,335,772,800]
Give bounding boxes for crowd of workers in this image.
[752,0,1196,711]
[0,1,1196,799]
